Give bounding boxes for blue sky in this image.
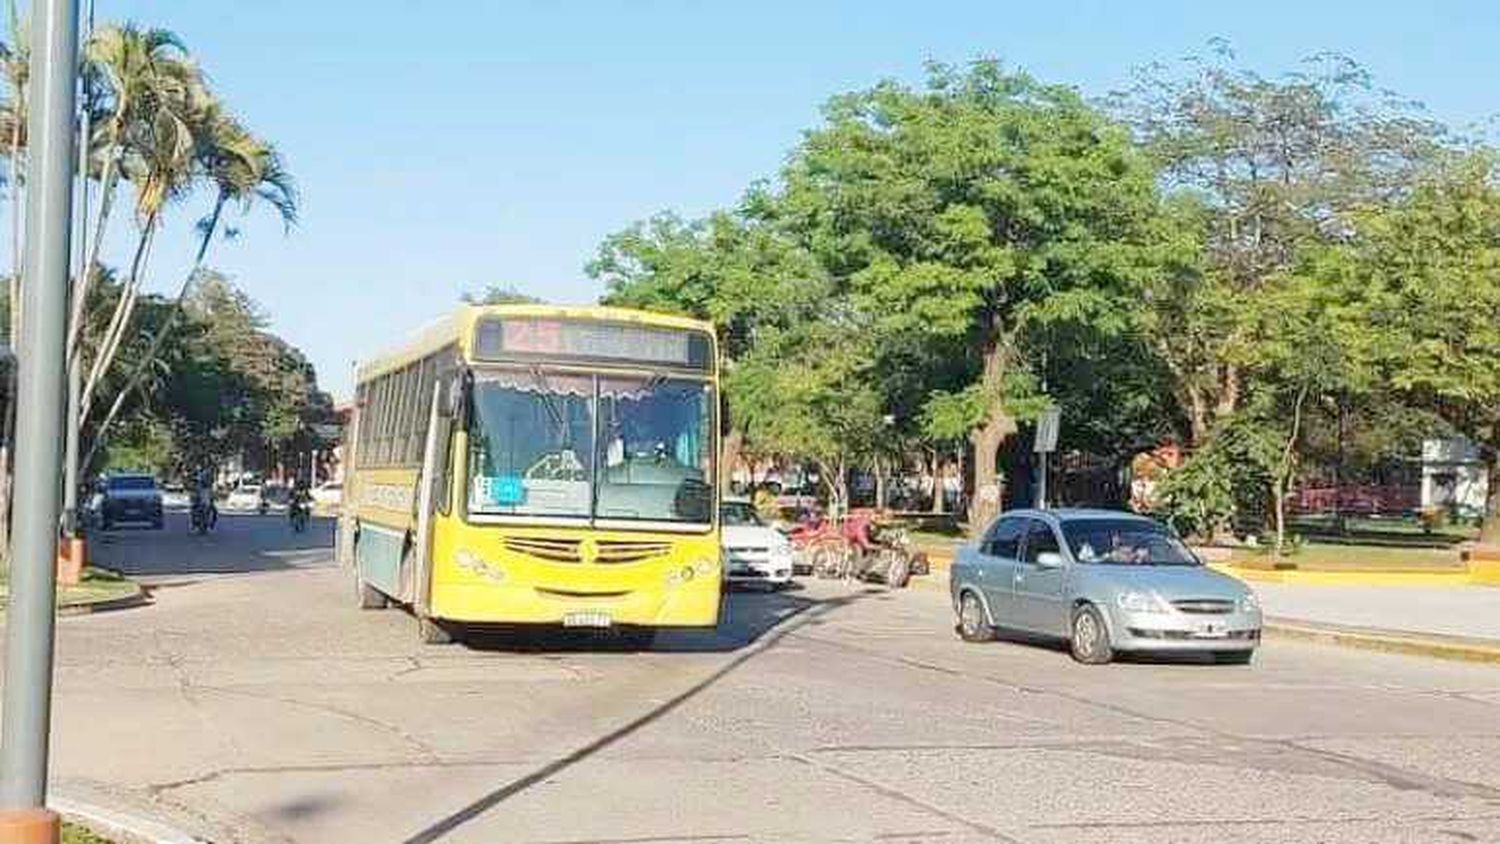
[73,0,1500,399]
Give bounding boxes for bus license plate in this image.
[563,611,612,629]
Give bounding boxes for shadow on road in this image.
[455,582,830,655]
[402,587,877,844]
[88,509,335,579]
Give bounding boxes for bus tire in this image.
[355,575,388,610]
[418,616,454,645]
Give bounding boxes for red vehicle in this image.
[787,509,926,587]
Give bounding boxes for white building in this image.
[1421,437,1488,519]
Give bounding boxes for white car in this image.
[225,484,263,511]
[310,481,343,509]
[721,499,794,588]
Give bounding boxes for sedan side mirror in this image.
[1035,551,1065,568]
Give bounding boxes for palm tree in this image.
[85,112,297,461]
[79,25,205,418]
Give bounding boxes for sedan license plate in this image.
[563,611,612,629]
[1193,622,1228,639]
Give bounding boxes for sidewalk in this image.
[1254,581,1500,641]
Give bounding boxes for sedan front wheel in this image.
[1069,604,1114,665]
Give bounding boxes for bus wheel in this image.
[418,616,454,645]
[355,575,388,610]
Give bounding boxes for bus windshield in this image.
[466,369,713,524]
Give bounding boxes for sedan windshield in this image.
[467,369,713,524]
[107,476,156,491]
[1061,519,1199,566]
[720,502,763,526]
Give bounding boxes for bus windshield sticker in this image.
[474,475,526,508]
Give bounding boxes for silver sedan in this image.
[950,509,1262,664]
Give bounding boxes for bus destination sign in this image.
[474,317,712,370]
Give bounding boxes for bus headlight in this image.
[666,565,696,585]
[692,557,718,577]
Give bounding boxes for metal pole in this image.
[62,8,90,539]
[1036,451,1048,510]
[0,0,80,813]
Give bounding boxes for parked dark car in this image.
[100,473,165,530]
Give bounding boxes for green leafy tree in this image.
[592,210,829,487]
[1116,46,1447,445]
[461,284,540,305]
[765,61,1165,530]
[1351,154,1500,542]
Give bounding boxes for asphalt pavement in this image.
[23,511,1500,843]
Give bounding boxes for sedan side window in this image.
[982,518,1024,559]
[1021,520,1062,564]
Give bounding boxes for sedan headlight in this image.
[1239,592,1261,613]
[1116,590,1168,614]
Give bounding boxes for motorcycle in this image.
[190,501,213,535]
[288,499,310,533]
[828,510,927,588]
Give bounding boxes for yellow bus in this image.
[337,304,722,645]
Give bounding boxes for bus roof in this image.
[353,303,716,384]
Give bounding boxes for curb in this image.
[50,794,206,844]
[1265,618,1500,665]
[57,587,150,617]
[1209,563,1475,587]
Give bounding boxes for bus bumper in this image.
[429,577,722,628]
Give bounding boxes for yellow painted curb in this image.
[1210,563,1475,587]
[1267,621,1500,665]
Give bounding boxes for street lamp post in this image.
[0,0,81,839]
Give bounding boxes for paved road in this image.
[29,512,1500,843]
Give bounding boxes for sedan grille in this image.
[1172,599,1236,615]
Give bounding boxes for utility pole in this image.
[61,0,92,556]
[0,0,80,839]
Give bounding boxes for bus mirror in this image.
[443,372,470,421]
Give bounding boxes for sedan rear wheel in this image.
[957,591,995,643]
[1069,604,1114,665]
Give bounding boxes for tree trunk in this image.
[1480,448,1500,546]
[68,145,122,354]
[1273,384,1310,556]
[874,456,886,512]
[720,425,743,495]
[929,449,944,515]
[967,328,1017,536]
[82,220,157,417]
[1214,364,1241,426]
[83,196,226,462]
[1185,383,1209,447]
[956,446,966,524]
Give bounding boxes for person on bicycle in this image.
[190,466,218,531]
[289,478,312,525]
